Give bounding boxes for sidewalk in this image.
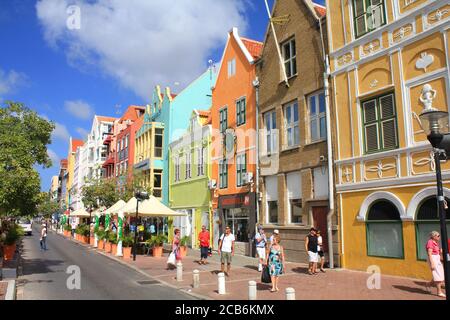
[55,230,443,300]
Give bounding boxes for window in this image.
[219,158,228,189]
[415,197,450,261]
[227,58,236,78]
[197,148,205,176]
[125,134,129,148]
[268,201,278,224]
[236,154,247,187]
[202,147,207,176]
[290,199,303,224]
[154,128,163,158]
[283,101,299,148]
[175,157,180,182]
[185,151,191,179]
[219,108,228,133]
[287,172,303,224]
[265,176,278,224]
[366,200,404,258]
[225,208,250,242]
[353,0,386,38]
[362,93,398,154]
[309,92,327,142]
[153,169,162,198]
[236,97,246,126]
[264,110,277,154]
[281,38,297,78]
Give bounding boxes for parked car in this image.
[18,218,33,236]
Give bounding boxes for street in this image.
[17,225,196,300]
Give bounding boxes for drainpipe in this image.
[319,16,335,269]
[252,77,261,232]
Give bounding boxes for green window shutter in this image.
[379,94,395,118]
[363,99,377,123]
[365,123,379,152]
[381,119,397,149]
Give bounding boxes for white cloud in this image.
[75,127,89,139]
[0,68,28,96]
[64,100,94,120]
[47,148,60,165]
[36,0,248,100]
[52,122,70,141]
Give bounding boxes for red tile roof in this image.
[241,37,263,58]
[197,110,211,118]
[71,139,84,152]
[120,105,146,122]
[313,3,326,17]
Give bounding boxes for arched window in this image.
[415,197,450,260]
[366,200,404,258]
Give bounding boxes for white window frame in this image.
[264,110,277,155]
[236,153,246,187]
[309,91,327,143]
[185,151,191,180]
[283,101,299,148]
[281,38,297,79]
[227,58,236,78]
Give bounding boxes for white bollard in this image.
[248,280,257,300]
[176,262,183,282]
[218,272,226,295]
[285,287,295,300]
[193,269,200,288]
[116,240,123,257]
[94,234,98,248]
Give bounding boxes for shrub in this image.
[180,235,191,247]
[96,229,106,240]
[122,235,134,248]
[64,224,72,232]
[108,231,117,244]
[147,234,167,247]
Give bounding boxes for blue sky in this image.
[0,0,325,192]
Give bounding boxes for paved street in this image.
[17,225,195,300]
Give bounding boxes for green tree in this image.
[82,177,120,210]
[0,102,55,217]
[37,192,60,218]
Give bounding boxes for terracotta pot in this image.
[179,246,187,257]
[76,234,79,241]
[90,237,95,245]
[111,243,117,255]
[105,241,112,253]
[123,247,132,259]
[83,236,89,244]
[2,244,16,261]
[152,246,163,257]
[98,240,104,250]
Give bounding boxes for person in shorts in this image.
[316,230,326,273]
[305,228,318,275]
[254,225,267,272]
[218,226,235,276]
[198,225,210,265]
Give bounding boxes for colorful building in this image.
[326,0,450,278]
[168,110,212,248]
[50,176,59,202]
[211,27,263,254]
[256,0,337,264]
[57,159,68,209]
[66,137,84,209]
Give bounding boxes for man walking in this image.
[218,226,235,276]
[254,225,267,272]
[198,225,210,265]
[305,228,318,275]
[40,223,47,251]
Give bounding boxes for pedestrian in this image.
[40,223,47,251]
[305,228,319,275]
[255,225,267,272]
[268,229,279,247]
[198,225,210,265]
[316,230,326,273]
[172,228,182,262]
[218,226,235,276]
[426,231,446,298]
[266,234,285,292]
[149,224,156,235]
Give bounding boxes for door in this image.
[312,206,328,252]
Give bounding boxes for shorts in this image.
[318,250,324,258]
[308,251,319,263]
[221,251,232,264]
[256,247,266,260]
[200,246,209,259]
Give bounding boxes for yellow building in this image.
[326,0,450,279]
[66,138,84,208]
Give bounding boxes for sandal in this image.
[270,289,276,292]
[437,293,446,298]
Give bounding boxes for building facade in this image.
[327,0,450,278]
[256,0,337,264]
[50,176,59,202]
[211,28,263,255]
[168,110,212,248]
[65,138,84,210]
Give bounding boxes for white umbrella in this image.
[104,200,126,215]
[70,208,90,218]
[122,196,187,217]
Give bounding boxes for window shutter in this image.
[365,124,379,152]
[363,100,377,123]
[355,16,367,37]
[354,0,365,16]
[382,119,397,149]
[379,94,395,118]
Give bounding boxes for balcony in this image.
[102,153,115,168]
[103,134,112,145]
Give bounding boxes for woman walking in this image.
[172,228,182,263]
[266,234,285,292]
[426,231,446,298]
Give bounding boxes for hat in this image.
[273,229,279,234]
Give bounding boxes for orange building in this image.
[211,27,262,255]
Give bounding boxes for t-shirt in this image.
[317,236,323,252]
[41,227,47,238]
[255,232,267,248]
[150,225,156,233]
[426,239,440,255]
[198,231,210,247]
[220,233,235,253]
[307,234,318,253]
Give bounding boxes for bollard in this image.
[248,280,257,300]
[218,272,226,295]
[176,262,183,281]
[193,269,200,288]
[285,287,295,300]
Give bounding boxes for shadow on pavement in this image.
[291,266,309,274]
[392,285,430,295]
[243,265,259,271]
[21,258,66,276]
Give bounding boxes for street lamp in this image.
[419,85,450,300]
[133,191,149,261]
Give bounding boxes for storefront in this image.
[218,192,256,256]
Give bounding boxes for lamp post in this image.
[419,85,450,300]
[133,191,149,261]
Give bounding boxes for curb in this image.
[51,230,211,300]
[5,280,16,300]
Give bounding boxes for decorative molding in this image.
[360,38,382,57]
[365,159,397,180]
[391,23,414,45]
[357,191,406,222]
[415,52,435,72]
[424,4,450,30]
[406,186,450,220]
[336,52,354,69]
[412,151,436,173]
[369,79,379,88]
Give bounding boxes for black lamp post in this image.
[133,191,149,261]
[419,104,450,300]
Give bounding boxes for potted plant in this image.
[147,234,167,257]
[122,235,134,260]
[96,229,106,250]
[104,230,112,253]
[109,232,118,255]
[82,224,90,244]
[1,225,22,261]
[64,224,72,237]
[179,235,191,257]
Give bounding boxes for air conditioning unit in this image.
[243,172,254,184]
[208,179,217,190]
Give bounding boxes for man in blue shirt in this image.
[255,225,267,272]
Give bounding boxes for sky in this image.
[0,0,325,192]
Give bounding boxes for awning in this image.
[122,196,187,217]
[104,200,126,215]
[92,207,107,216]
[70,208,90,217]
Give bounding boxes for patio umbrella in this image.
[104,200,126,215]
[70,208,90,218]
[121,196,187,217]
